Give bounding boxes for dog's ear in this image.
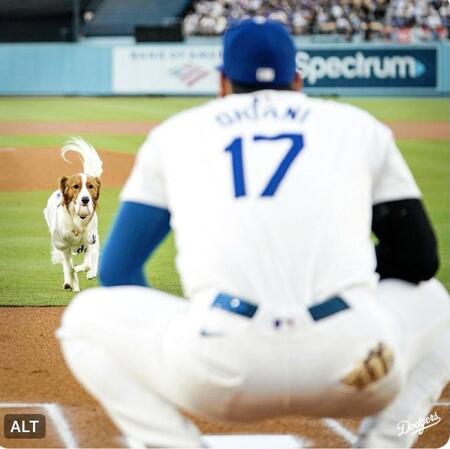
[60,176,70,206]
[94,177,101,200]
[60,176,68,193]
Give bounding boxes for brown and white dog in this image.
[44,138,103,291]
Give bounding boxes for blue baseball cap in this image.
[219,18,297,87]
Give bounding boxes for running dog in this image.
[44,137,103,291]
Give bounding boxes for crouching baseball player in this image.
[57,19,450,448]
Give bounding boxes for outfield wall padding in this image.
[0,40,449,96]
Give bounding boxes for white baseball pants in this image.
[57,279,450,448]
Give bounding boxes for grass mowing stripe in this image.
[0,97,448,122]
[0,97,210,122]
[339,98,449,122]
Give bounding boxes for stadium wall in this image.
[0,40,449,96]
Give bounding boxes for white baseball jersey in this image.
[121,91,420,308]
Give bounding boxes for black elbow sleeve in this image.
[372,199,439,284]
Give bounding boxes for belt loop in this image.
[308,296,350,321]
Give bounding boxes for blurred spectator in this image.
[183,0,449,41]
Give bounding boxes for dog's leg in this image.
[72,269,80,292]
[62,249,80,292]
[74,239,97,278]
[51,247,64,265]
[62,249,74,291]
[74,248,91,274]
[87,237,99,280]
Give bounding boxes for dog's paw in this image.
[63,283,73,291]
[87,273,97,280]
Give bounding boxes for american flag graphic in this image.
[169,63,209,87]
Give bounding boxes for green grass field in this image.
[0,97,448,306]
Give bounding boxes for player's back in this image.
[128,91,392,308]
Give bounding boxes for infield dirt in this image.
[0,148,134,191]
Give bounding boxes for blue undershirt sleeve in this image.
[99,201,171,287]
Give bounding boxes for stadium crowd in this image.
[183,0,450,41]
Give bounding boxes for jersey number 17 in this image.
[225,133,304,198]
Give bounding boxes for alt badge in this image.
[4,414,46,439]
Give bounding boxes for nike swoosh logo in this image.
[200,330,225,337]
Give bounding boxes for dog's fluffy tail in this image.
[61,137,103,178]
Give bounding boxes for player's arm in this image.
[99,128,170,287]
[370,122,439,284]
[372,199,438,284]
[99,201,170,287]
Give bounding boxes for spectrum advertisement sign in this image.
[296,48,437,89]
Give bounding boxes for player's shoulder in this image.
[307,96,390,135]
[307,96,373,121]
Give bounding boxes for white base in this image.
[125,433,306,448]
[202,434,305,449]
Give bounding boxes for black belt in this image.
[211,293,350,321]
